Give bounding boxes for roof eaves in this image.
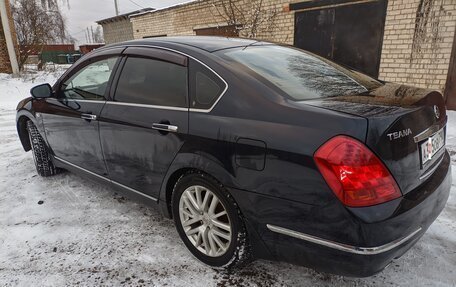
[97,8,155,24]
[129,0,200,19]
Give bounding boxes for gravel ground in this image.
[0,69,455,286]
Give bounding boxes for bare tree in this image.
[40,0,70,10]
[210,0,278,38]
[11,0,71,69]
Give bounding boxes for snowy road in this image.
[0,70,455,286]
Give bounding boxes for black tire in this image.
[27,121,59,177]
[172,171,251,269]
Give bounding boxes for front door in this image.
[41,55,120,176]
[99,47,189,199]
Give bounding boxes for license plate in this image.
[420,128,445,165]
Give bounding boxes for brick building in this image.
[0,0,18,74]
[96,8,154,44]
[79,44,104,54]
[99,0,456,108]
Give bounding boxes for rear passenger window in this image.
[190,59,225,110]
[196,72,221,105]
[115,57,187,107]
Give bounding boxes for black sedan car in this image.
[16,37,450,277]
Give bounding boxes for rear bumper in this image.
[266,224,422,255]
[264,223,428,277]
[231,151,451,277]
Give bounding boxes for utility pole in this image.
[90,26,95,43]
[0,0,19,74]
[114,0,119,16]
[86,27,91,43]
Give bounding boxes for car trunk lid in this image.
[305,83,447,195]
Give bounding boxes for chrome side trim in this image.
[55,156,108,181]
[54,157,158,202]
[414,125,441,143]
[48,98,107,104]
[126,44,229,113]
[110,178,158,202]
[266,224,422,255]
[420,154,445,181]
[105,101,188,112]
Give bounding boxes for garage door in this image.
[445,29,456,110]
[294,0,387,78]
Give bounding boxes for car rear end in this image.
[312,86,451,275]
[216,44,451,276]
[262,89,451,277]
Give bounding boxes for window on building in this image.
[115,57,188,107]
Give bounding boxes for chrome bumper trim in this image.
[54,156,158,202]
[266,224,422,255]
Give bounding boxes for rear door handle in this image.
[152,123,178,132]
[81,113,97,121]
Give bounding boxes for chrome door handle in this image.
[81,114,97,121]
[152,123,178,132]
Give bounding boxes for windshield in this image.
[216,45,382,100]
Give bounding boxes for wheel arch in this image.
[161,153,271,262]
[159,153,237,219]
[16,114,34,152]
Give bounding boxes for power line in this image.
[127,0,144,9]
[67,28,87,37]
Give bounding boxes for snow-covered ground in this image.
[0,68,455,286]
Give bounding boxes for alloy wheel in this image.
[178,185,232,257]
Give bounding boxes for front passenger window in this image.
[60,57,118,100]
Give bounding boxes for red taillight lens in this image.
[314,135,401,207]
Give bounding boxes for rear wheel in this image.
[27,121,59,177]
[172,172,250,269]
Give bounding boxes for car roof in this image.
[110,36,275,53]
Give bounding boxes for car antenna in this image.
[242,40,260,51]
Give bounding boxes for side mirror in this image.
[30,83,53,99]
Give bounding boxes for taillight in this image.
[314,135,401,207]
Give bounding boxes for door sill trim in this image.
[54,156,158,202]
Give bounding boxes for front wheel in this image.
[27,121,59,177]
[172,172,250,269]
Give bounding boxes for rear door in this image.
[41,53,121,176]
[99,47,189,199]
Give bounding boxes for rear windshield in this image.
[216,45,382,100]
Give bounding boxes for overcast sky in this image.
[61,0,189,45]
